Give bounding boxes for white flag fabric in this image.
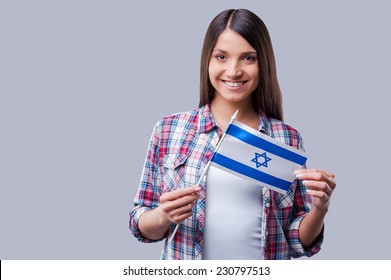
[210,120,307,194]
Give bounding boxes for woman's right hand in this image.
[159,186,201,224]
[138,186,201,240]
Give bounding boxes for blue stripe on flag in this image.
[226,124,306,166]
[212,153,292,192]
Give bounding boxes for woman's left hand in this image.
[295,169,336,211]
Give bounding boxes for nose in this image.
[226,61,242,78]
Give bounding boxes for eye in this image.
[215,54,227,60]
[242,55,257,61]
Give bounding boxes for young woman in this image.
[129,9,336,260]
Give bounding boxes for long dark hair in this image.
[199,9,283,120]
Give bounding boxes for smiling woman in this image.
[129,8,336,260]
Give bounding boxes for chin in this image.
[221,94,252,104]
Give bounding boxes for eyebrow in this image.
[212,49,257,55]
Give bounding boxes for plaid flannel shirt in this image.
[129,104,323,259]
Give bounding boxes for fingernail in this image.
[295,173,303,179]
[194,186,201,192]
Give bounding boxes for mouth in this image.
[223,80,247,87]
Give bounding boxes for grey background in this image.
[1,0,390,259]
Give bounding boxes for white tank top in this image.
[203,165,263,260]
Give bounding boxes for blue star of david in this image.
[251,152,272,168]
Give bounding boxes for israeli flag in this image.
[210,120,307,194]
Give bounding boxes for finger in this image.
[295,169,335,179]
[167,203,195,221]
[305,173,336,190]
[296,171,336,190]
[306,189,329,201]
[171,210,193,224]
[302,180,333,196]
[161,186,201,201]
[161,193,199,212]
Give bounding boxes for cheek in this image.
[250,67,259,86]
[208,61,222,80]
[208,64,215,81]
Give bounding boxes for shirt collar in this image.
[197,103,217,133]
[197,103,271,134]
[258,110,272,136]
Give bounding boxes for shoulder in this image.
[152,108,200,141]
[154,108,199,131]
[268,117,304,151]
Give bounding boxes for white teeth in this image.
[224,81,244,87]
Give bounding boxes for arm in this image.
[282,131,336,255]
[129,123,164,242]
[295,169,336,248]
[129,121,200,242]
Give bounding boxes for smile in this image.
[223,80,246,87]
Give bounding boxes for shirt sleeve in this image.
[286,133,324,258]
[129,121,166,243]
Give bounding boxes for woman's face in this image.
[208,28,259,106]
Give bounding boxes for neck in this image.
[210,96,259,131]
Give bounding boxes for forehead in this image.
[213,28,256,53]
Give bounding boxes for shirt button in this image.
[265,202,270,208]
